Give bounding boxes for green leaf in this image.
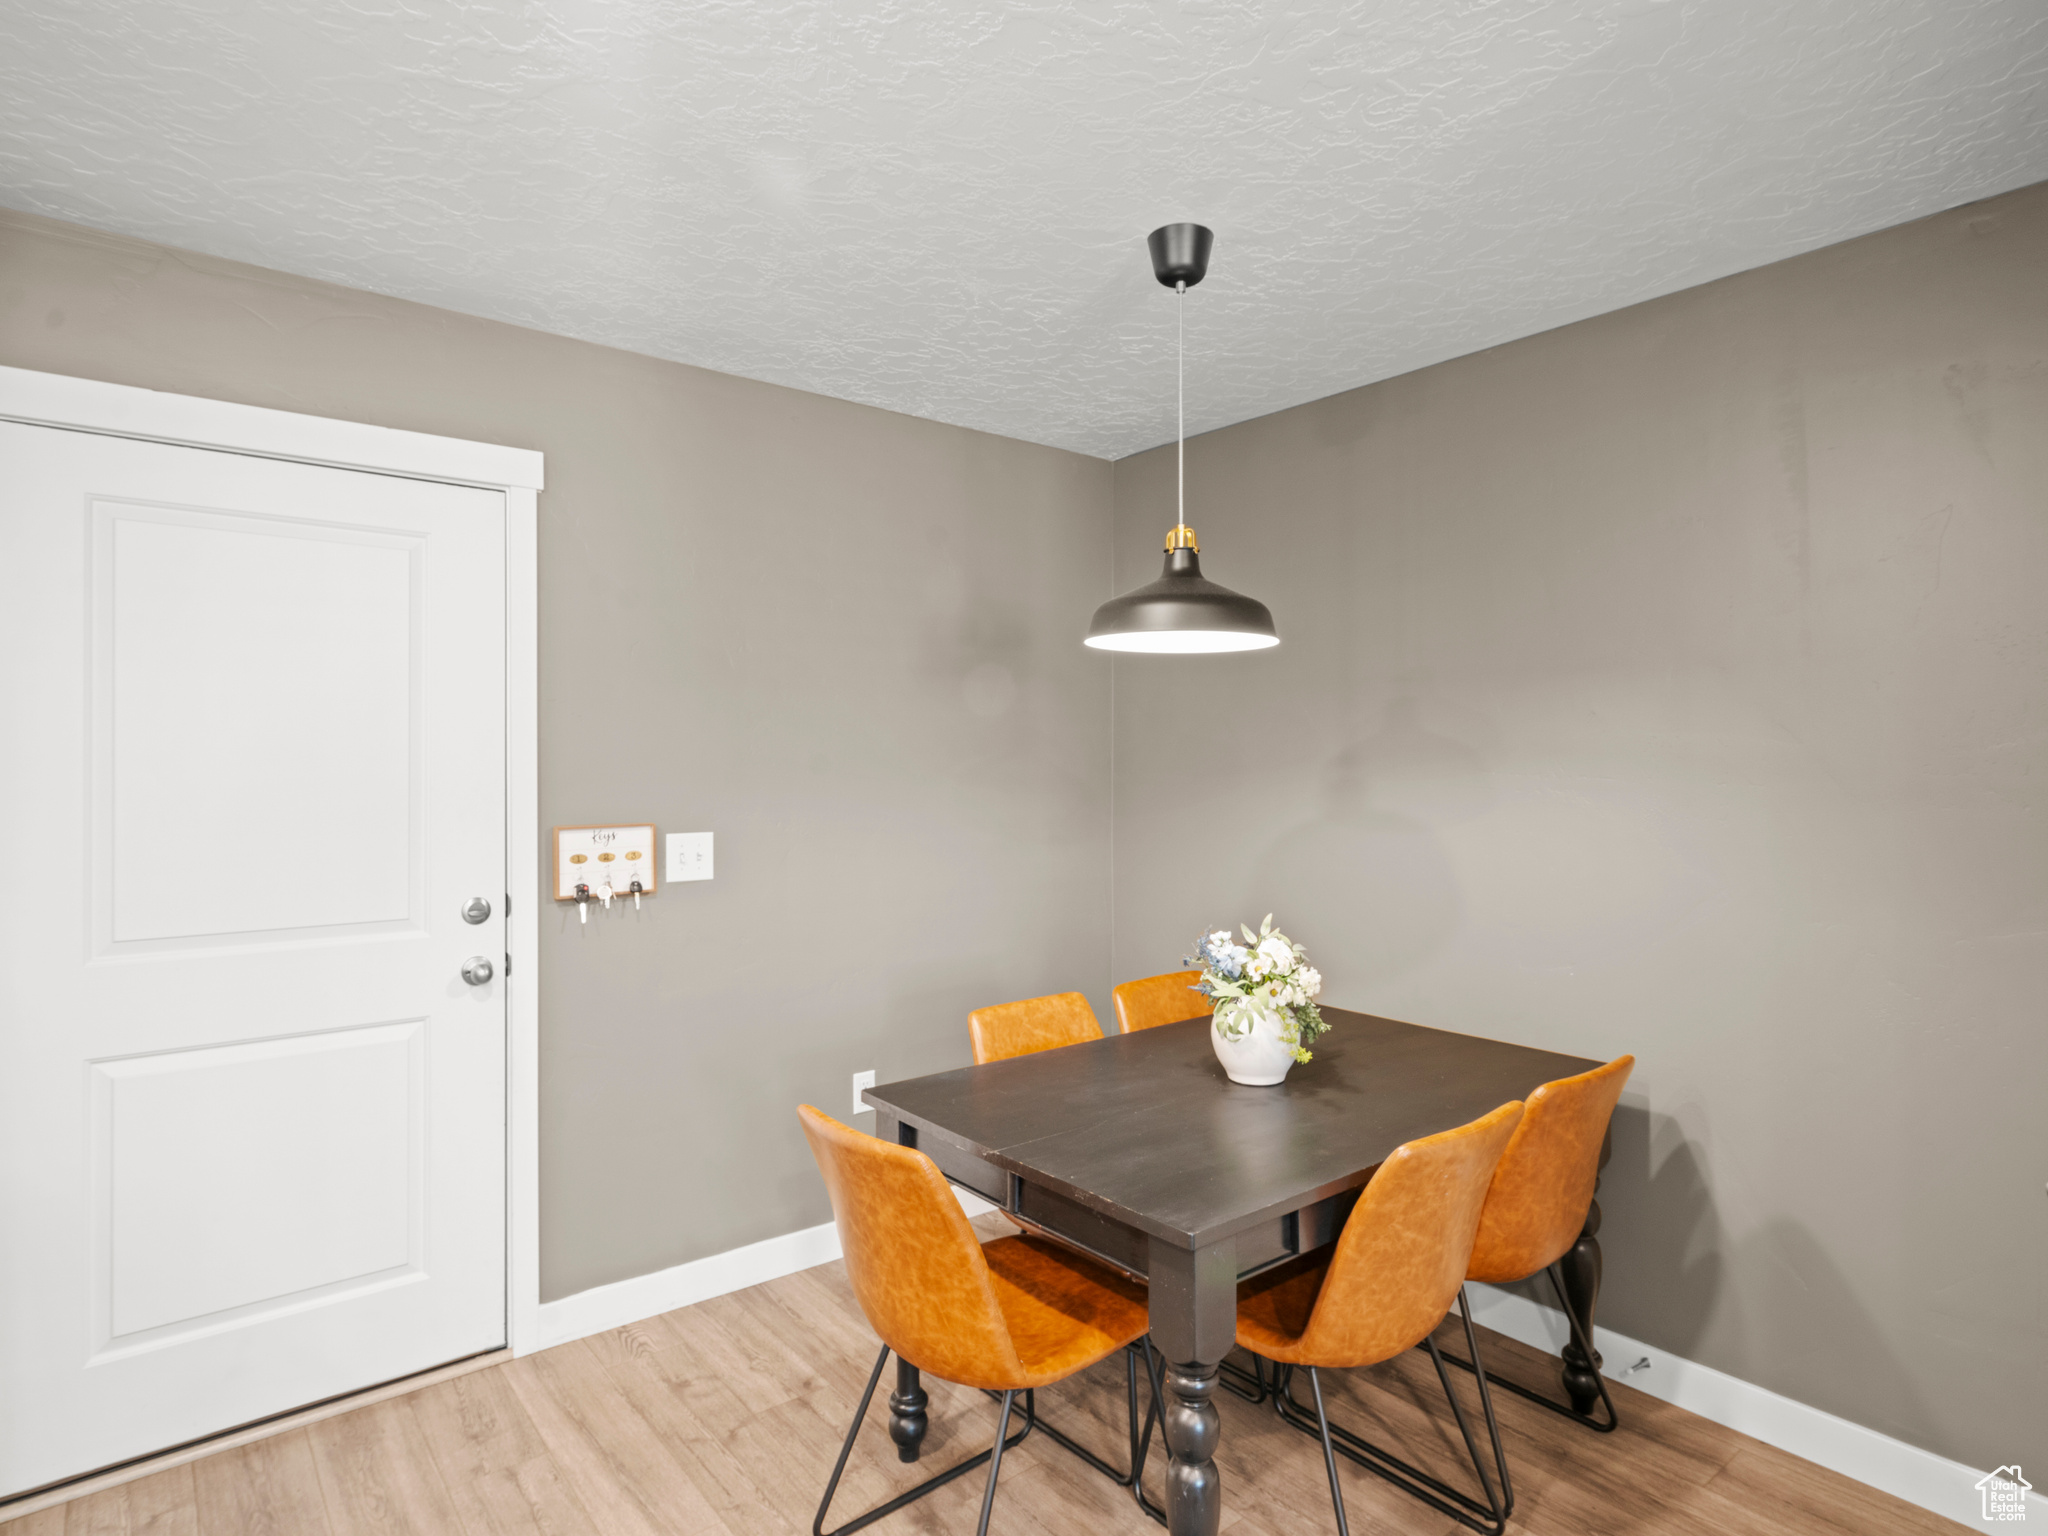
[1293,1000,1329,1043]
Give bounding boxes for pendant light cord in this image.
[1177,278,1186,528]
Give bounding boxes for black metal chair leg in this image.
[814,1344,1035,1536]
[1455,1287,1515,1518]
[1218,1357,1256,1400]
[992,1342,1152,1486]
[814,1343,892,1536]
[822,1338,1162,1535]
[1218,1348,1269,1403]
[1435,1263,1619,1433]
[975,1392,1016,1536]
[1126,1344,1143,1481]
[1422,1334,1506,1531]
[1261,1333,1510,1536]
[1129,1336,1169,1526]
[1545,1261,1619,1426]
[1305,1367,1351,1536]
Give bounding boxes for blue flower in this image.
[1188,928,1247,980]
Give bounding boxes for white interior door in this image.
[0,421,507,1498]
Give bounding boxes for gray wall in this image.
[0,206,1115,1301]
[7,182,2042,1473]
[1109,183,2048,1474]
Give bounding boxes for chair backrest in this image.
[1112,971,1207,1034]
[1294,1100,1524,1369]
[797,1105,1025,1388]
[1466,1055,1634,1284]
[968,992,1103,1064]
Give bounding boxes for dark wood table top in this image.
[866,1007,1600,1252]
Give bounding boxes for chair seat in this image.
[1234,1251,1331,1364]
[981,1234,1149,1387]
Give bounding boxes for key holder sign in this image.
[553,824,657,910]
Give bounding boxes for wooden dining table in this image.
[863,1006,1606,1536]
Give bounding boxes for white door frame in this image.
[0,364,548,1359]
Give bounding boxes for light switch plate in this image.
[851,1069,876,1118]
[667,832,714,883]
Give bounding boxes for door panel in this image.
[94,1020,424,1350]
[0,422,506,1497]
[98,503,421,945]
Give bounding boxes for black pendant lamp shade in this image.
[1084,534,1278,653]
[1085,223,1279,655]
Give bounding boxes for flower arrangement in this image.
[1188,914,1329,1064]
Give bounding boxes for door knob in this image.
[461,896,492,924]
[461,956,495,986]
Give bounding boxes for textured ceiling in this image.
[2,1,2045,458]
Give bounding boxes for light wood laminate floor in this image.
[4,1216,1956,1536]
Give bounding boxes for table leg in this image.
[1161,1361,1220,1531]
[877,1115,930,1461]
[1148,1237,1236,1536]
[887,1358,928,1462]
[1557,1191,1604,1416]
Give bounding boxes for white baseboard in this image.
[528,1221,843,1352]
[527,1187,999,1355]
[529,1206,2034,1531]
[1464,1282,2045,1531]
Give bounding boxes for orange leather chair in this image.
[968,991,1102,1064]
[1230,1101,1524,1536]
[1443,1054,1635,1446]
[799,1105,1152,1536]
[1111,970,1207,1034]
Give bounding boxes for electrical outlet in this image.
[667,832,714,883]
[851,1069,876,1118]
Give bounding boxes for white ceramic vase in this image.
[1210,1007,1298,1086]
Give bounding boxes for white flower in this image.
[1256,934,1294,974]
[1297,965,1322,998]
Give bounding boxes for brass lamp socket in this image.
[1164,523,1200,553]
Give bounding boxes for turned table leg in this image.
[878,1113,931,1463]
[887,1358,928,1462]
[1162,1361,1221,1533]
[1557,1188,1605,1416]
[1149,1236,1235,1536]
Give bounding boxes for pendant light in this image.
[1085,223,1278,654]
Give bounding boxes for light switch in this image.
[667,832,714,883]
